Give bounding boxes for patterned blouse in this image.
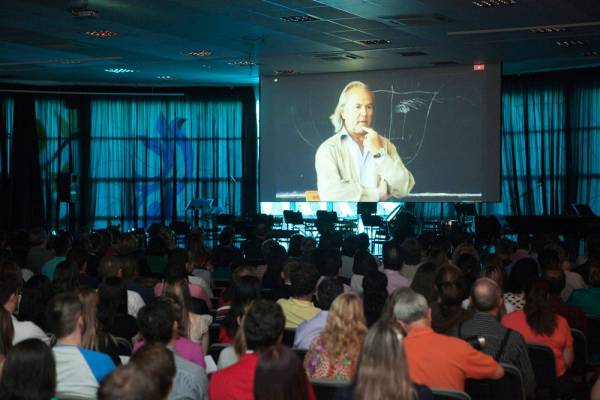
[304,335,358,381]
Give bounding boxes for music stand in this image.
[357,202,377,216]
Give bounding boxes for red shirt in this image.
[502,310,573,377]
[209,353,316,400]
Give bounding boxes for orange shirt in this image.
[502,310,573,377]
[404,326,500,391]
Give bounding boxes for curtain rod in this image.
[0,89,185,96]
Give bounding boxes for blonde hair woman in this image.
[304,293,367,381]
[335,320,431,400]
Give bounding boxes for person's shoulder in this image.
[316,134,342,152]
[79,347,114,365]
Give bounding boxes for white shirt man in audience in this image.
[0,280,49,345]
[294,277,344,349]
[48,292,115,399]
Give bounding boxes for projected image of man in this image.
[315,81,415,201]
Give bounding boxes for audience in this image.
[504,257,538,313]
[220,275,261,343]
[48,292,116,399]
[25,228,54,275]
[393,288,503,391]
[98,364,162,400]
[450,278,535,399]
[294,277,344,349]
[409,262,438,305]
[130,343,176,399]
[0,339,56,400]
[542,267,588,333]
[304,293,367,381]
[137,299,208,400]
[351,249,378,294]
[98,256,146,317]
[567,260,600,317]
[400,239,424,281]
[362,271,388,326]
[0,279,49,344]
[277,263,321,328]
[431,264,472,334]
[41,232,71,280]
[254,345,315,400]
[98,277,139,344]
[209,299,285,400]
[337,320,432,400]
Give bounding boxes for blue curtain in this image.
[89,97,243,230]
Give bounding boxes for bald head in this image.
[471,278,501,313]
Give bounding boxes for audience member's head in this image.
[356,233,370,252]
[588,261,600,288]
[78,287,100,350]
[362,271,388,325]
[289,263,320,298]
[98,364,161,400]
[300,237,317,258]
[288,234,304,258]
[382,241,404,271]
[243,299,285,353]
[341,235,359,258]
[16,275,52,331]
[542,267,566,295]
[0,339,56,400]
[117,233,138,257]
[426,248,448,268]
[401,239,423,266]
[254,345,309,400]
[137,299,175,345]
[28,227,48,246]
[481,264,507,290]
[409,262,438,304]
[130,343,175,399]
[0,280,19,314]
[52,260,80,294]
[67,246,89,274]
[435,264,467,313]
[352,249,377,276]
[381,287,408,325]
[355,320,412,400]
[98,256,123,280]
[53,233,72,257]
[46,292,83,340]
[538,248,560,271]
[507,257,539,294]
[524,280,556,336]
[218,227,235,246]
[455,253,480,292]
[98,277,128,331]
[262,244,288,288]
[393,288,430,326]
[223,275,262,338]
[312,248,342,277]
[471,278,502,313]
[315,277,344,310]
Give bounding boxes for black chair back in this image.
[587,317,600,366]
[431,388,472,400]
[570,328,588,374]
[282,328,296,347]
[207,343,228,362]
[311,379,350,400]
[465,363,524,400]
[527,343,557,400]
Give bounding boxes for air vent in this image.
[359,39,391,46]
[280,15,319,23]
[381,13,452,27]
[530,27,568,33]
[400,51,428,57]
[472,0,517,7]
[432,61,458,66]
[556,40,587,47]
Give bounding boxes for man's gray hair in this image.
[329,81,370,133]
[392,287,429,323]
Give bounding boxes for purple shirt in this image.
[383,269,411,294]
[294,311,328,349]
[133,337,206,368]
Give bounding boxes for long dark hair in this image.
[410,262,439,304]
[98,276,128,331]
[18,275,53,332]
[352,249,378,276]
[223,275,261,338]
[0,308,13,355]
[262,244,288,289]
[254,345,309,400]
[524,280,557,336]
[0,339,56,400]
[507,258,538,294]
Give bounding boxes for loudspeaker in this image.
[57,173,79,203]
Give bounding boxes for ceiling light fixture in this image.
[556,40,587,47]
[583,51,600,57]
[472,0,517,7]
[228,60,256,66]
[359,39,391,46]
[157,75,176,80]
[104,68,134,74]
[280,15,319,23]
[530,27,568,33]
[85,30,119,38]
[185,51,212,57]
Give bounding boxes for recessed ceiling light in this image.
[472,0,517,7]
[556,40,587,47]
[157,75,176,80]
[359,39,391,46]
[583,51,600,57]
[280,15,319,23]
[104,68,134,74]
[530,27,568,33]
[185,51,212,57]
[228,60,257,66]
[274,70,296,75]
[85,30,119,38]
